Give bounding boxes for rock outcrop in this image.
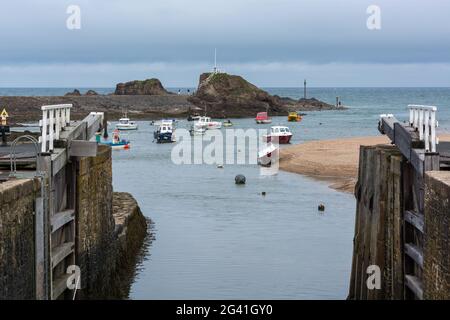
[65,89,81,96]
[188,72,340,118]
[115,78,171,95]
[85,90,98,96]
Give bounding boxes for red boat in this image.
[262,126,293,144]
[255,112,272,124]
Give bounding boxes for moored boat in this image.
[255,112,272,124]
[99,129,130,150]
[223,120,233,127]
[263,126,293,144]
[154,120,176,143]
[288,111,302,122]
[116,111,138,130]
[189,125,206,136]
[194,116,222,130]
[257,143,279,167]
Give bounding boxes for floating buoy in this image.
[235,174,246,185]
[318,204,325,212]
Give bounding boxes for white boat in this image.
[116,112,138,130]
[194,116,222,130]
[262,126,293,144]
[189,125,206,136]
[258,143,279,167]
[154,120,176,143]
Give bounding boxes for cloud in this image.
[1,61,449,87]
[1,1,449,85]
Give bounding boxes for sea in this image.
[2,87,450,299]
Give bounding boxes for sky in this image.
[0,0,449,87]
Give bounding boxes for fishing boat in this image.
[255,112,272,124]
[194,116,222,130]
[154,120,176,143]
[263,126,293,144]
[223,120,233,127]
[116,112,138,130]
[288,111,302,122]
[99,129,130,150]
[258,143,279,167]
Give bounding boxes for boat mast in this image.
[214,48,217,74]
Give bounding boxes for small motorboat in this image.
[255,112,272,124]
[258,143,279,167]
[194,116,222,130]
[263,126,293,144]
[187,114,201,122]
[288,111,302,122]
[189,125,206,136]
[99,129,130,150]
[223,120,233,127]
[116,111,138,130]
[154,120,176,143]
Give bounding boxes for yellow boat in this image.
[288,112,302,122]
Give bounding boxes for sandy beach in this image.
[280,134,450,193]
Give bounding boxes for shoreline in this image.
[0,94,341,124]
[280,134,450,193]
[279,136,390,193]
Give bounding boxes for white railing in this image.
[408,105,438,153]
[39,104,72,152]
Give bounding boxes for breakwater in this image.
[349,106,450,299]
[0,106,148,300]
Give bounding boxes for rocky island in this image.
[188,72,339,118]
[0,74,342,123]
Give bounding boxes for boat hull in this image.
[155,132,175,143]
[256,119,272,124]
[101,142,130,150]
[263,134,292,144]
[116,125,138,130]
[258,145,279,167]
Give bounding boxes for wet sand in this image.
[279,136,390,193]
[280,134,450,193]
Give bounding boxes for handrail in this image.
[408,105,438,153]
[9,135,41,175]
[40,104,72,153]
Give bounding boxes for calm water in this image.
[4,87,450,299]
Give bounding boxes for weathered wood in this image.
[404,210,424,233]
[405,275,423,300]
[69,140,97,157]
[405,243,423,268]
[52,274,71,300]
[51,242,75,269]
[51,209,75,232]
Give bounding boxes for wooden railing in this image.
[40,104,72,152]
[408,105,438,153]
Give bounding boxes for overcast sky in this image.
[1,0,449,87]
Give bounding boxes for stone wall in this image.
[76,145,148,299]
[0,178,40,300]
[76,145,117,297]
[423,171,450,299]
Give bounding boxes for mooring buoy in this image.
[235,174,246,185]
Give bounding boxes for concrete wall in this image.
[0,179,40,300]
[424,171,450,299]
